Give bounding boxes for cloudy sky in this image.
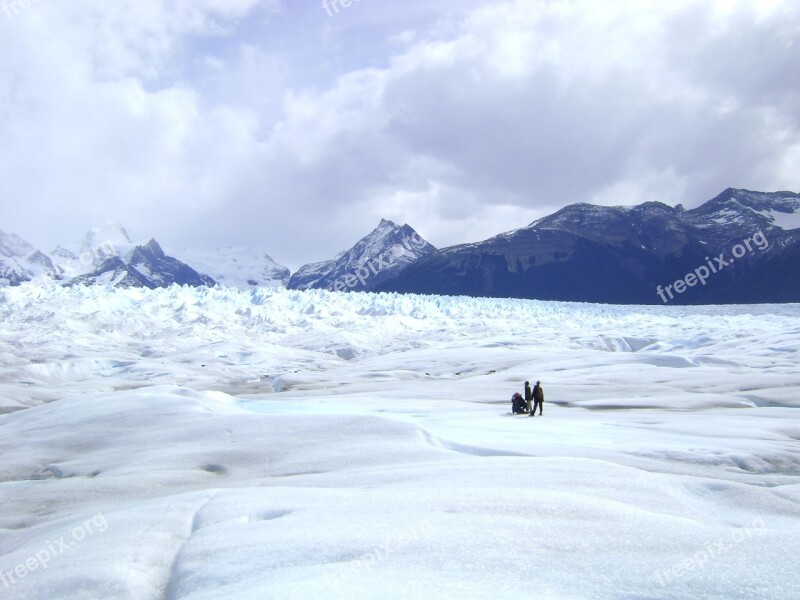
[1,0,798,269]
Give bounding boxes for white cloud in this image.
[0,0,274,249]
[0,0,798,267]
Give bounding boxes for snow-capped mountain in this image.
[0,229,37,259]
[380,188,800,304]
[49,222,290,289]
[1,221,294,290]
[1,222,217,289]
[288,219,436,292]
[680,188,800,250]
[173,247,290,288]
[51,221,138,278]
[68,239,215,289]
[0,230,62,285]
[49,222,215,288]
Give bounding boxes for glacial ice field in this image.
[0,284,799,599]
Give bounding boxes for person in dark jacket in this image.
[524,381,533,414]
[511,392,526,414]
[531,381,544,416]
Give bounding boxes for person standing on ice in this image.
[531,381,544,416]
[524,381,533,413]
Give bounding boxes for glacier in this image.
[0,284,798,599]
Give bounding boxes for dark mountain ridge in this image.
[379,188,800,304]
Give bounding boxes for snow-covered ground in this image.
[0,285,798,599]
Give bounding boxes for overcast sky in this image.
[1,0,798,269]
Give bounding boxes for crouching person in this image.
[511,392,526,414]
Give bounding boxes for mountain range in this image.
[2,188,799,304]
[0,222,285,290]
[379,188,800,304]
